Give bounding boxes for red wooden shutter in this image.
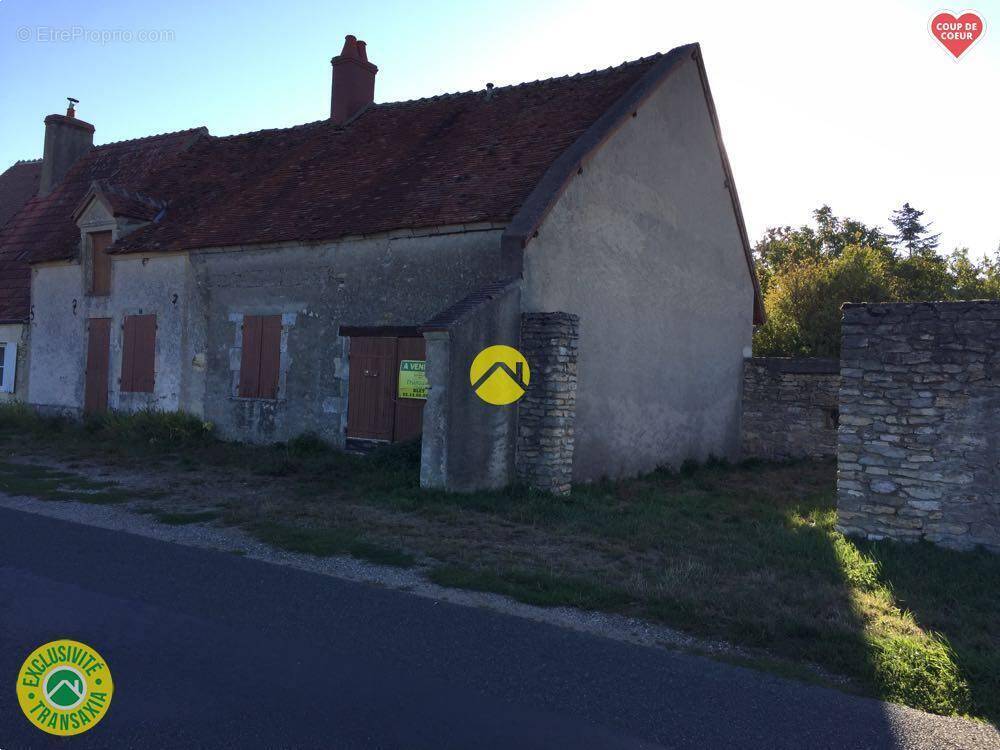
[239,316,262,398]
[91,232,112,296]
[121,314,156,393]
[120,317,135,392]
[258,316,282,399]
[239,315,282,399]
[84,318,111,413]
[134,315,156,393]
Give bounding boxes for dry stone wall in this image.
[742,358,840,460]
[516,313,579,495]
[837,301,1000,552]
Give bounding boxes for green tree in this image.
[949,247,1000,299]
[753,206,999,357]
[979,249,1000,298]
[753,245,897,357]
[892,253,952,301]
[753,205,890,296]
[889,203,941,257]
[948,248,984,299]
[814,204,890,256]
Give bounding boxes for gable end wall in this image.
[522,58,755,480]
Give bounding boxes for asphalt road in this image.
[0,506,994,749]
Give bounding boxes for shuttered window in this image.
[238,315,281,399]
[90,231,112,296]
[120,314,156,393]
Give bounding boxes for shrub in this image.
[0,402,69,436]
[99,409,216,449]
[369,439,422,474]
[754,245,897,357]
[0,402,42,431]
[287,432,330,458]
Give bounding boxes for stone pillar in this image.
[516,313,579,495]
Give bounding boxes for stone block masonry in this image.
[742,358,840,460]
[837,301,1000,553]
[516,313,579,495]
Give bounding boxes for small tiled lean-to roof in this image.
[0,129,205,322]
[112,52,666,254]
[421,279,521,332]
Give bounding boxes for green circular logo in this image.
[44,667,87,710]
[16,639,114,736]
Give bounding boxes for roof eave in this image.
[500,45,695,269]
[689,47,766,326]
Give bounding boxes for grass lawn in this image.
[0,405,996,722]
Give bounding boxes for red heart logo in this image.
[929,11,986,59]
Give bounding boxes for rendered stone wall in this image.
[741,358,840,460]
[520,56,753,482]
[837,301,1000,552]
[516,313,579,495]
[419,281,522,492]
[191,227,505,446]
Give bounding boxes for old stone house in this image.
[0,36,762,492]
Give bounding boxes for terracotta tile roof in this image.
[0,160,41,230]
[0,129,204,322]
[113,54,663,254]
[421,279,521,332]
[0,160,42,323]
[0,46,762,323]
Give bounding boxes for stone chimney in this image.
[39,99,94,196]
[330,35,377,125]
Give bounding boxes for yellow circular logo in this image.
[470,345,531,405]
[16,639,114,736]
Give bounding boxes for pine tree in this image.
[889,203,941,257]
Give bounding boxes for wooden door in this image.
[393,337,426,442]
[346,337,398,441]
[84,318,111,414]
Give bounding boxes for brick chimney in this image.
[330,35,377,125]
[39,99,94,196]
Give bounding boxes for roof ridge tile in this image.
[374,52,664,109]
[93,126,208,151]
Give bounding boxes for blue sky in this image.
[2,0,998,253]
